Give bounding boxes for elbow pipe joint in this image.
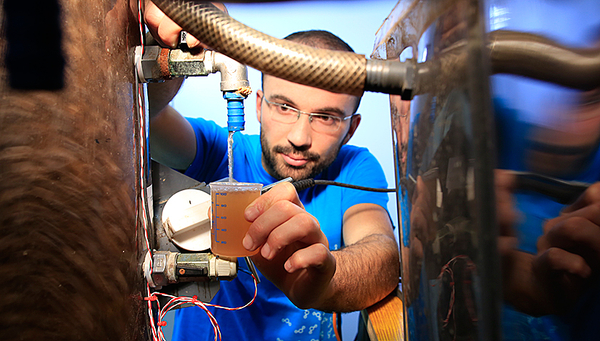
[205,50,250,92]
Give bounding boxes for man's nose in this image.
[286,114,312,149]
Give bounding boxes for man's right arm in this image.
[147,80,197,171]
[144,0,211,171]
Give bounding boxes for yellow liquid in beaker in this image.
[210,182,261,257]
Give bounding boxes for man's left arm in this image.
[244,183,399,312]
[321,202,400,312]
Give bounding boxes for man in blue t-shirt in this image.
[144,3,399,340]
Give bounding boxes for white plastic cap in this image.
[161,189,211,251]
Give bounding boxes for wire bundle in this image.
[146,273,258,341]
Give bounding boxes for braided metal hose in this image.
[150,0,411,97]
[149,1,600,99]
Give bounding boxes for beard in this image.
[260,129,341,181]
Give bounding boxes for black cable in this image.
[292,178,396,193]
[511,171,591,205]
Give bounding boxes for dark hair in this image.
[261,30,361,113]
[283,30,355,53]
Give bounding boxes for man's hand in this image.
[143,0,200,49]
[143,0,226,49]
[243,182,336,309]
[532,181,600,313]
[143,1,228,117]
[501,177,600,316]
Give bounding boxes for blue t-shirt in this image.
[172,117,389,341]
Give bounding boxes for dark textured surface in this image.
[0,0,147,339]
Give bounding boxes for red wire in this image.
[149,273,259,341]
[434,255,477,341]
[333,312,342,341]
[136,1,159,339]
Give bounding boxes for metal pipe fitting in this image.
[135,45,212,82]
[365,59,415,100]
[143,251,237,290]
[135,46,250,91]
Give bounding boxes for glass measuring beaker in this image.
[209,182,262,257]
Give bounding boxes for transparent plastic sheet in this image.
[374,1,500,340]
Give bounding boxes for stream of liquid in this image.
[228,131,234,182]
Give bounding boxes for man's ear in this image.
[256,89,264,123]
[342,113,361,145]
